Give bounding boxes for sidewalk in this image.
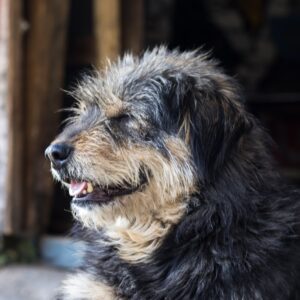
[0,264,68,300]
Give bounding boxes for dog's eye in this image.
[112,113,131,124]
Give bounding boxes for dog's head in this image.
[45,47,252,229]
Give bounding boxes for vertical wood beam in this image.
[93,0,121,67]
[0,0,10,233]
[6,0,25,234]
[0,0,24,234]
[24,0,70,233]
[122,0,144,55]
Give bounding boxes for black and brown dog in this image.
[46,47,300,300]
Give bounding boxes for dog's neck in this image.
[72,179,193,263]
[102,182,187,263]
[104,203,185,263]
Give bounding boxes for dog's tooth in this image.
[87,182,93,193]
[82,190,87,195]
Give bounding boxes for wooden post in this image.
[122,0,144,55]
[0,0,10,233]
[93,0,121,67]
[23,0,70,233]
[0,0,25,234]
[5,0,25,234]
[0,0,70,235]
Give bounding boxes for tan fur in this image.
[73,180,187,262]
[105,198,186,262]
[178,112,191,145]
[105,100,123,118]
[60,272,117,300]
[52,113,195,262]
[70,137,196,262]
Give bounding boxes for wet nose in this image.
[45,143,73,169]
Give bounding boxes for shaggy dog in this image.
[45,47,300,300]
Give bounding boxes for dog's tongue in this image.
[69,180,87,196]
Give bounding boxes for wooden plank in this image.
[0,0,10,233]
[5,0,25,234]
[23,0,70,233]
[122,0,144,54]
[93,0,121,67]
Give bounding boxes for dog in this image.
[45,47,300,300]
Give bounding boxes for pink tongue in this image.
[69,180,88,197]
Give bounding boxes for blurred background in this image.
[0,0,299,283]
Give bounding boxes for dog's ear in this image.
[167,71,253,183]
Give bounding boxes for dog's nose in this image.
[45,143,73,169]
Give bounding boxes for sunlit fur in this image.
[58,273,115,300]
[49,47,300,300]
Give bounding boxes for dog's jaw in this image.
[71,182,145,207]
[71,179,187,262]
[49,137,196,262]
[51,165,148,207]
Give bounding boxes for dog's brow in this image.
[105,101,124,118]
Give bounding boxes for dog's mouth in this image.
[63,175,147,206]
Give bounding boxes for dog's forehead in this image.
[75,72,166,121]
[72,46,211,121]
[72,46,214,112]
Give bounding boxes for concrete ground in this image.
[0,264,69,300]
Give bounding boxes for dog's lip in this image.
[67,177,147,204]
[72,185,139,203]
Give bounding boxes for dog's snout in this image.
[45,143,73,169]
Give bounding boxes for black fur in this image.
[56,48,300,299]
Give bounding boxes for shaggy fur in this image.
[46,47,300,300]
